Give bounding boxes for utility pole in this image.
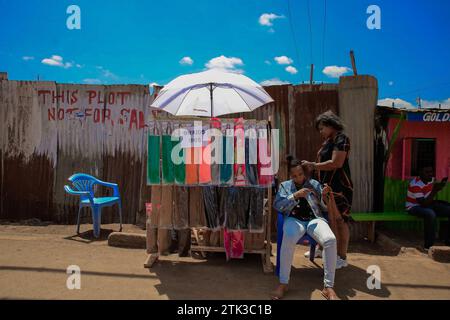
[350,50,358,76]
[309,64,314,87]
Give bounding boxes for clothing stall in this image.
[143,117,275,273]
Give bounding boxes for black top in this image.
[288,183,315,221]
[318,132,353,205]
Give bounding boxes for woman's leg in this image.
[272,217,306,299]
[279,217,307,284]
[336,217,350,260]
[307,219,337,289]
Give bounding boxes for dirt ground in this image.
[1,223,450,300]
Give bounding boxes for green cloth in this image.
[147,134,161,185]
[173,137,186,185]
[162,135,175,184]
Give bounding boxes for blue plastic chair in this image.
[64,173,122,238]
[275,212,318,277]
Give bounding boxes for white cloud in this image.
[322,65,351,78]
[259,13,284,26]
[83,78,102,85]
[205,55,244,73]
[274,56,293,65]
[379,97,450,109]
[421,98,450,109]
[378,98,414,109]
[179,56,194,65]
[285,66,298,74]
[22,56,34,61]
[41,55,73,69]
[96,66,118,80]
[388,81,394,86]
[260,78,291,86]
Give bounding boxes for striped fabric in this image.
[405,177,433,210]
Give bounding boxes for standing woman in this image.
[302,110,353,269]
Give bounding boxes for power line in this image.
[307,0,313,65]
[322,0,327,67]
[287,0,301,73]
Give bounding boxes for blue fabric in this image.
[273,178,327,216]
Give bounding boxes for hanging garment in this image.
[199,145,212,184]
[147,133,161,185]
[258,122,273,186]
[234,118,246,186]
[185,146,200,185]
[220,187,249,231]
[199,123,212,184]
[245,122,259,186]
[202,186,221,230]
[210,118,222,185]
[189,186,207,228]
[248,187,265,233]
[224,228,245,260]
[220,122,234,185]
[162,134,175,184]
[173,124,186,185]
[173,186,189,230]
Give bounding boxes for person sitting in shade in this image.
[406,165,450,250]
[271,159,338,300]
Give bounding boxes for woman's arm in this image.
[273,182,298,215]
[302,150,347,172]
[315,150,347,171]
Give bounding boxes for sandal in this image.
[271,285,288,300]
[321,287,339,300]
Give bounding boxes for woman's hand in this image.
[301,160,316,171]
[294,188,312,199]
[322,184,332,197]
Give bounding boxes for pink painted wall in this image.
[386,118,450,180]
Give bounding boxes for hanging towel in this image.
[224,229,245,260]
[220,121,234,185]
[234,118,246,186]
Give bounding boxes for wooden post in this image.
[262,118,274,273]
[350,50,358,76]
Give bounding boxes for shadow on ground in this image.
[63,228,115,243]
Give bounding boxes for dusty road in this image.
[1,223,449,300]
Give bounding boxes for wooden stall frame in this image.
[144,119,275,273]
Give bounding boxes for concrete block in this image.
[108,232,146,249]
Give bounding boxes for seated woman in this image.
[271,159,338,300]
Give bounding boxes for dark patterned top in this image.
[318,132,353,209]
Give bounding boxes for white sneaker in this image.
[335,256,348,269]
[304,248,322,259]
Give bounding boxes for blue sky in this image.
[0,0,449,108]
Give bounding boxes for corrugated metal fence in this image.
[0,75,377,226]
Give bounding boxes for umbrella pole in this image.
[209,83,214,117]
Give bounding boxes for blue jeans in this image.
[279,216,337,288]
[408,200,450,248]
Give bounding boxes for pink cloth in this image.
[234,118,246,186]
[223,228,244,260]
[258,129,273,186]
